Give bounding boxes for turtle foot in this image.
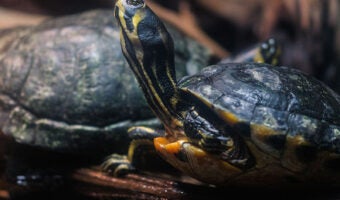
[101,154,135,177]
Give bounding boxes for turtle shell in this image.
[0,9,211,156]
[179,63,340,157]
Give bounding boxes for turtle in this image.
[0,9,212,157]
[109,0,340,187]
[218,37,281,66]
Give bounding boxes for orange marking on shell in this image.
[252,124,277,137]
[217,110,239,125]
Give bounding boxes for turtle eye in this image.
[126,0,144,7]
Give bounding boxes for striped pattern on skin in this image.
[114,1,182,130]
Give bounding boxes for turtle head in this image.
[114,0,175,78]
[254,38,281,66]
[114,0,179,128]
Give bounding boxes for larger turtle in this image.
[111,0,340,187]
[0,9,212,157]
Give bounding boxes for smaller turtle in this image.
[0,9,213,189]
[219,37,281,66]
[107,0,340,187]
[0,9,211,157]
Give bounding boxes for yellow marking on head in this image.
[132,9,145,33]
[161,30,177,91]
[115,0,124,12]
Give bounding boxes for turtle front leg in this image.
[101,153,134,176]
[183,107,232,153]
[183,107,254,168]
[101,126,165,176]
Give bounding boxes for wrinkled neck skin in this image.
[114,0,184,134]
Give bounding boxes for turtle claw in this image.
[101,127,163,177]
[101,154,135,177]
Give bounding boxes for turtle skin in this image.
[175,62,340,186]
[0,9,211,156]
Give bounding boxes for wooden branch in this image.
[71,167,218,199]
[72,168,187,199]
[70,166,340,200]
